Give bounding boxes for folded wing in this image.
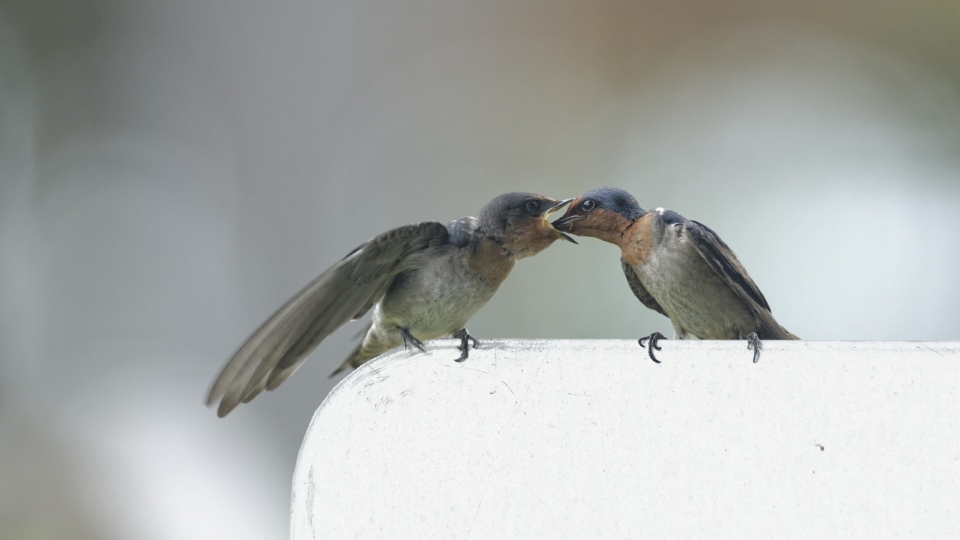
[207,222,449,416]
[683,220,793,340]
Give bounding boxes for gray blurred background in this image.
[1,0,958,538]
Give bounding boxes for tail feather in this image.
[756,313,800,341]
[328,325,396,378]
[207,257,385,417]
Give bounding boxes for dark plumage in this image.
[554,187,798,362]
[207,192,573,417]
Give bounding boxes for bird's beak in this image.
[544,198,578,244]
[546,198,575,215]
[551,213,584,231]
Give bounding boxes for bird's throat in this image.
[466,235,517,286]
[619,213,655,267]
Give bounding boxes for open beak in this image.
[544,198,578,244]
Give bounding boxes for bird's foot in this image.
[400,328,427,353]
[638,331,666,363]
[454,328,479,363]
[746,332,763,363]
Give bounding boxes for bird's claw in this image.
[454,329,479,363]
[746,332,762,363]
[400,328,427,353]
[638,331,666,363]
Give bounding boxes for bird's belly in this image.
[378,259,499,339]
[636,250,753,340]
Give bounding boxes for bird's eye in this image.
[525,200,541,214]
[580,199,597,212]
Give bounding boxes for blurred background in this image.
[0,0,958,538]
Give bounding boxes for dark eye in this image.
[580,199,597,212]
[525,200,541,214]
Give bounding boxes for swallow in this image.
[206,192,574,416]
[553,187,798,363]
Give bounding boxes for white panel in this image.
[293,340,960,539]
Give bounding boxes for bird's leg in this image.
[399,327,427,353]
[746,332,763,363]
[454,328,479,363]
[638,331,666,363]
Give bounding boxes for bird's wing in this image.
[621,259,668,317]
[683,220,792,340]
[347,219,467,320]
[207,221,449,416]
[348,217,477,319]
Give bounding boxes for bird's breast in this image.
[377,242,513,338]
[635,232,753,339]
[464,236,516,286]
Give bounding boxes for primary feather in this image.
[206,222,448,417]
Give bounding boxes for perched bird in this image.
[207,192,574,416]
[553,187,798,363]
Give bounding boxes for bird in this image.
[207,192,575,416]
[552,187,798,363]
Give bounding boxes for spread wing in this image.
[206,221,449,416]
[682,220,792,340]
[621,259,668,317]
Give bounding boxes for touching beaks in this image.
[551,213,584,230]
[545,198,578,243]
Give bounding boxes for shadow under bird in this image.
[207,192,574,417]
[553,187,798,363]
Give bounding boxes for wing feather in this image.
[683,221,793,340]
[207,222,448,416]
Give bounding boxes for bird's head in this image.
[551,187,646,245]
[478,192,576,259]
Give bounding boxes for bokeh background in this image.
[1,0,958,538]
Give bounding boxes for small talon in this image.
[454,329,479,363]
[400,328,426,353]
[746,332,763,363]
[638,331,666,363]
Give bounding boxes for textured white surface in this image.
[292,340,960,539]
